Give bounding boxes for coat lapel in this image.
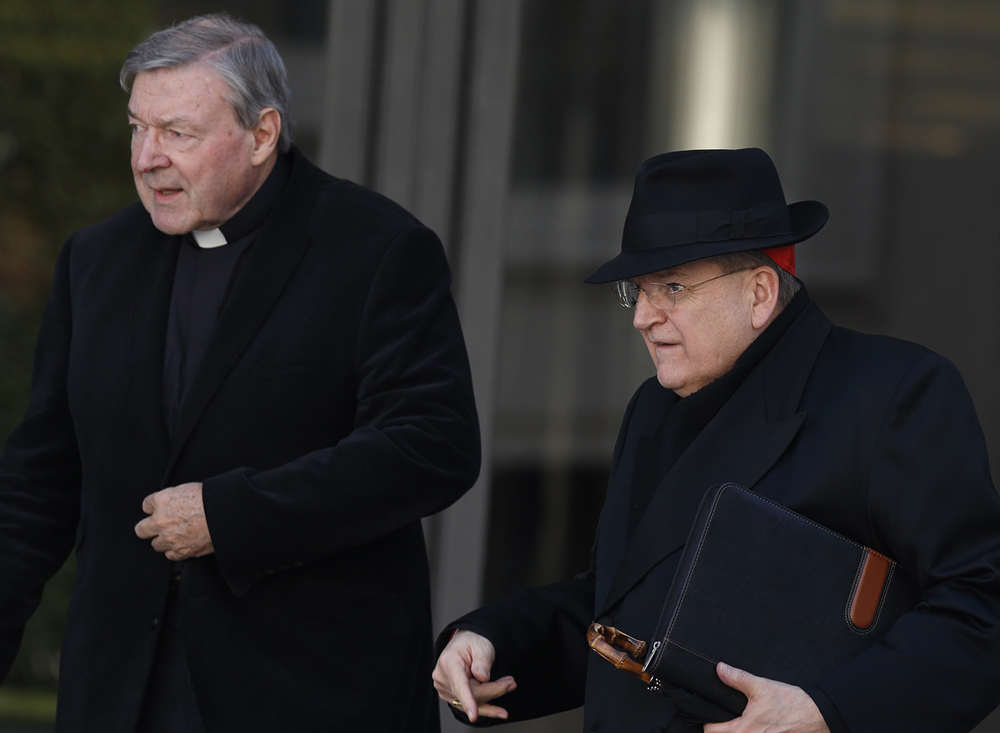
[130,224,180,459]
[593,381,677,609]
[596,300,833,615]
[166,153,322,473]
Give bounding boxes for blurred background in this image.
[2,0,1000,730]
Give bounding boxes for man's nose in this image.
[134,132,169,172]
[632,292,666,330]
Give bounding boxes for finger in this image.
[135,518,156,539]
[470,677,517,703]
[472,702,510,720]
[445,697,510,723]
[431,663,450,695]
[703,710,740,733]
[470,658,493,683]
[436,676,517,720]
[165,545,194,561]
[141,493,157,515]
[453,675,481,721]
[438,657,481,721]
[716,662,757,696]
[463,635,496,683]
[702,721,732,732]
[465,676,517,721]
[432,666,462,700]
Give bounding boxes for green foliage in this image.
[0,686,57,725]
[0,0,152,695]
[0,0,151,263]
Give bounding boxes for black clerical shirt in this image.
[163,153,291,436]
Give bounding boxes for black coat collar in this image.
[128,147,327,483]
[596,298,834,615]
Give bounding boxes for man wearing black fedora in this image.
[432,148,1000,732]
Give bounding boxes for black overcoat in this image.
[447,297,1000,732]
[0,148,481,732]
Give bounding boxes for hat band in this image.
[623,202,791,251]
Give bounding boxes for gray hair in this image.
[120,13,293,153]
[707,249,802,310]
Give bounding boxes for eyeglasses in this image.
[613,269,751,310]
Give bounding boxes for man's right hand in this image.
[432,629,518,723]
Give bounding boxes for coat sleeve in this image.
[0,239,82,678]
[810,352,1000,733]
[202,226,481,596]
[437,572,596,726]
[432,384,649,726]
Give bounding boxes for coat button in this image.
[150,616,159,630]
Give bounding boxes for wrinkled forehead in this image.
[130,64,232,105]
[127,64,239,124]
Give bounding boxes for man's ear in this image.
[749,266,781,330]
[251,107,281,166]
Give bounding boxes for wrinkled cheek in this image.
[644,341,659,368]
[654,349,688,383]
[133,181,152,210]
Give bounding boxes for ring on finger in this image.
[450,699,462,708]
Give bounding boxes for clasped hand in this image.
[706,662,830,733]
[134,482,214,560]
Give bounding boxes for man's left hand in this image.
[135,482,214,560]
[703,663,830,733]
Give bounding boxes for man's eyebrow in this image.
[644,268,683,281]
[126,109,193,128]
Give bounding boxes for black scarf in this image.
[627,286,810,535]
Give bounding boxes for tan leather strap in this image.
[849,549,893,629]
[586,623,652,683]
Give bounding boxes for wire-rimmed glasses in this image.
[613,269,751,310]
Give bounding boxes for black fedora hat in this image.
[585,148,828,283]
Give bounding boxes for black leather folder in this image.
[640,483,918,718]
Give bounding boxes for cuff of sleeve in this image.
[201,468,261,597]
[805,685,850,733]
[435,622,501,666]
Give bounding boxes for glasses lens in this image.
[614,281,639,308]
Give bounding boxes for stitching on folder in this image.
[663,485,727,644]
[666,639,720,667]
[667,483,898,653]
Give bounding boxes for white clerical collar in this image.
[190,228,228,249]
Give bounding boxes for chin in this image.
[656,375,682,391]
[150,220,188,236]
[656,372,699,396]
[142,203,193,235]
[149,216,193,236]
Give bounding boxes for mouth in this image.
[151,187,183,202]
[646,333,675,347]
[649,338,680,356]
